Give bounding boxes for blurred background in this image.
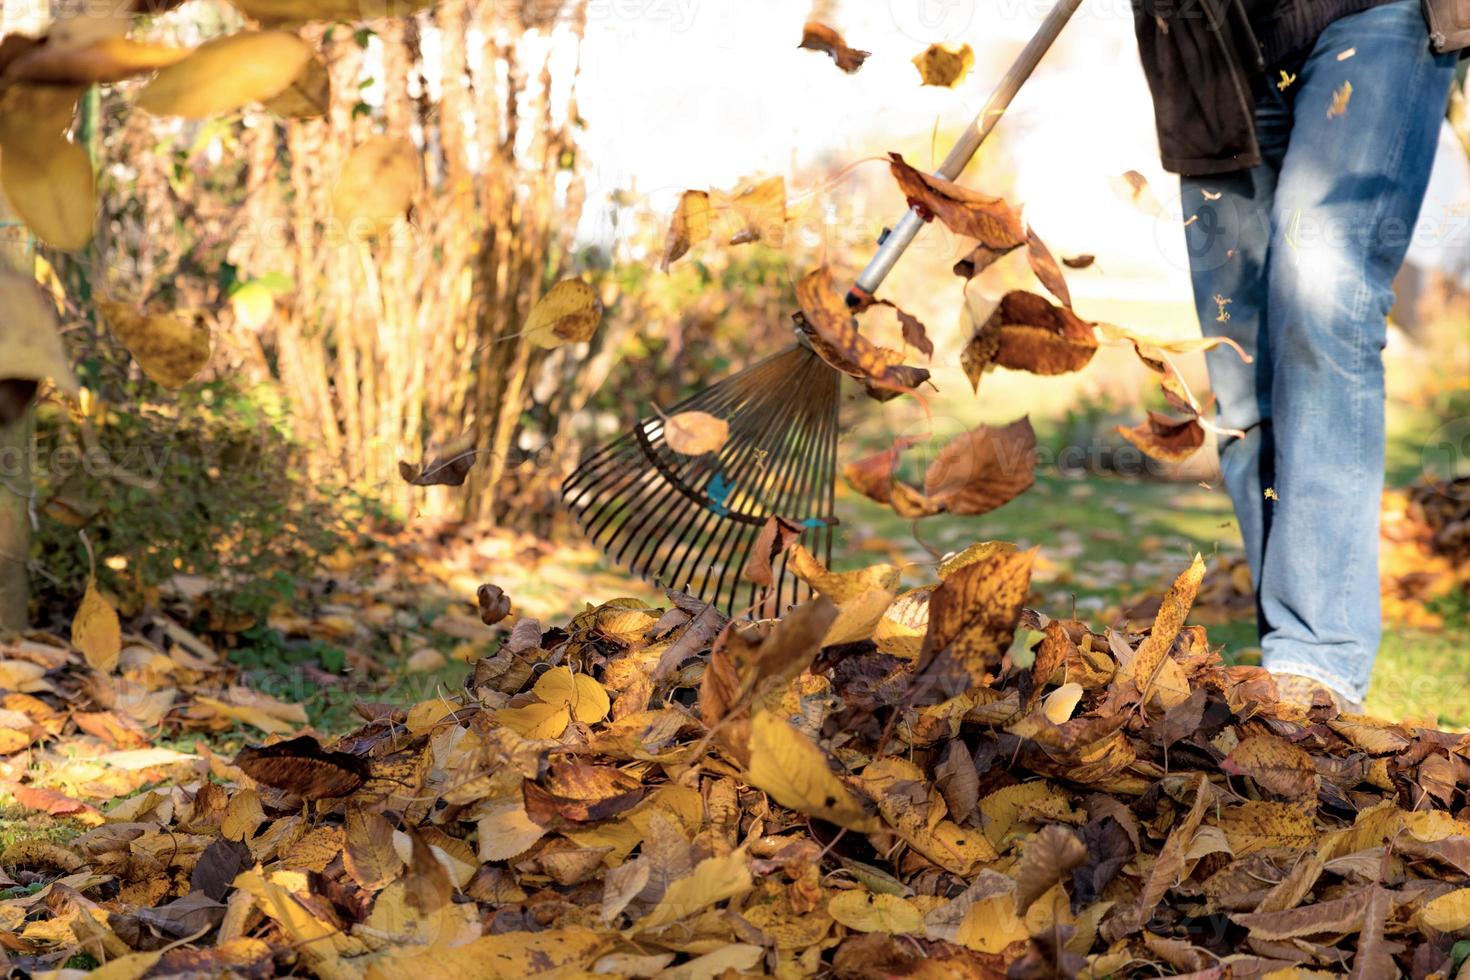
[2,0,1466,727]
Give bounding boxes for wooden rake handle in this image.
[846,0,1086,306]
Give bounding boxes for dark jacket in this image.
[1133,0,1470,176]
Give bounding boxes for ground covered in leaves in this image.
[1,542,1469,978]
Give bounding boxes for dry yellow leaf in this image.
[0,138,94,251]
[86,950,164,980]
[73,576,121,672]
[221,788,265,841]
[1042,682,1083,724]
[494,700,570,740]
[828,890,925,934]
[523,278,602,349]
[954,893,1029,952]
[228,0,437,25]
[136,31,312,118]
[533,666,609,725]
[663,411,729,456]
[476,797,546,862]
[632,848,753,932]
[1417,887,1470,932]
[98,300,211,388]
[333,134,420,237]
[262,53,329,117]
[711,175,786,247]
[661,189,710,269]
[746,710,877,832]
[912,42,974,87]
[822,589,896,647]
[0,268,79,405]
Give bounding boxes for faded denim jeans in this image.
[1180,0,1457,704]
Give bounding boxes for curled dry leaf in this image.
[135,30,311,118]
[332,134,420,237]
[663,410,729,456]
[986,290,1098,376]
[851,295,934,359]
[523,278,603,349]
[477,583,511,625]
[953,241,1020,279]
[913,546,1036,703]
[398,430,477,486]
[798,21,869,73]
[742,515,804,587]
[1062,254,1096,269]
[1115,411,1206,462]
[0,85,94,250]
[1025,227,1072,308]
[888,153,1025,249]
[912,42,974,87]
[795,267,908,392]
[98,299,212,388]
[713,175,786,248]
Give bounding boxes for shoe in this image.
[1272,673,1364,715]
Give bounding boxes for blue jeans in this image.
[1180,0,1456,703]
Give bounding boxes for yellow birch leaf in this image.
[0,138,94,250]
[746,710,877,832]
[632,849,753,932]
[533,666,609,725]
[523,278,602,349]
[1418,887,1470,932]
[954,894,1029,953]
[476,797,546,862]
[73,576,121,672]
[136,31,312,118]
[86,951,164,980]
[98,300,211,389]
[912,42,974,87]
[1042,682,1083,724]
[828,890,925,934]
[493,701,570,740]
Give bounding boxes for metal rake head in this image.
[561,342,840,617]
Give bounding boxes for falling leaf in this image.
[262,53,329,117]
[1111,169,1165,214]
[1337,47,1356,61]
[798,21,869,73]
[742,515,804,587]
[1116,411,1205,462]
[477,583,511,625]
[0,85,94,250]
[794,266,908,390]
[660,189,710,269]
[135,30,311,118]
[72,577,122,672]
[663,411,729,456]
[1328,81,1352,118]
[712,175,786,247]
[523,278,603,349]
[953,241,1020,279]
[1061,253,1095,269]
[398,430,477,486]
[912,42,973,87]
[922,417,1037,516]
[233,735,370,799]
[985,290,1098,375]
[889,153,1026,248]
[1025,228,1072,307]
[98,300,211,388]
[851,295,934,359]
[332,134,420,237]
[1278,70,1297,90]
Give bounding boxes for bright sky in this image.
[571,0,1469,306]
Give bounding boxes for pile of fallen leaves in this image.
[1382,479,1470,630]
[1,543,1468,978]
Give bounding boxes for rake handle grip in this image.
[846,0,1085,306]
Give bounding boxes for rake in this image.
[561,0,1082,616]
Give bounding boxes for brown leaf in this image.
[851,295,933,359]
[664,411,730,456]
[794,266,907,390]
[403,827,454,915]
[742,515,804,588]
[1025,227,1072,308]
[701,597,837,726]
[922,417,1036,516]
[987,291,1098,375]
[233,735,370,800]
[888,153,1026,249]
[344,807,402,891]
[1229,890,1370,940]
[1221,735,1318,801]
[798,21,869,73]
[842,439,913,506]
[477,583,511,625]
[399,430,477,486]
[953,241,1020,279]
[713,175,786,247]
[1116,411,1206,462]
[1062,254,1096,269]
[913,547,1035,703]
[522,763,645,826]
[1014,825,1087,914]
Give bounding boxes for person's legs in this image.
[1259,0,1456,703]
[1181,90,1291,621]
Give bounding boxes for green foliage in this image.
[30,378,378,626]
